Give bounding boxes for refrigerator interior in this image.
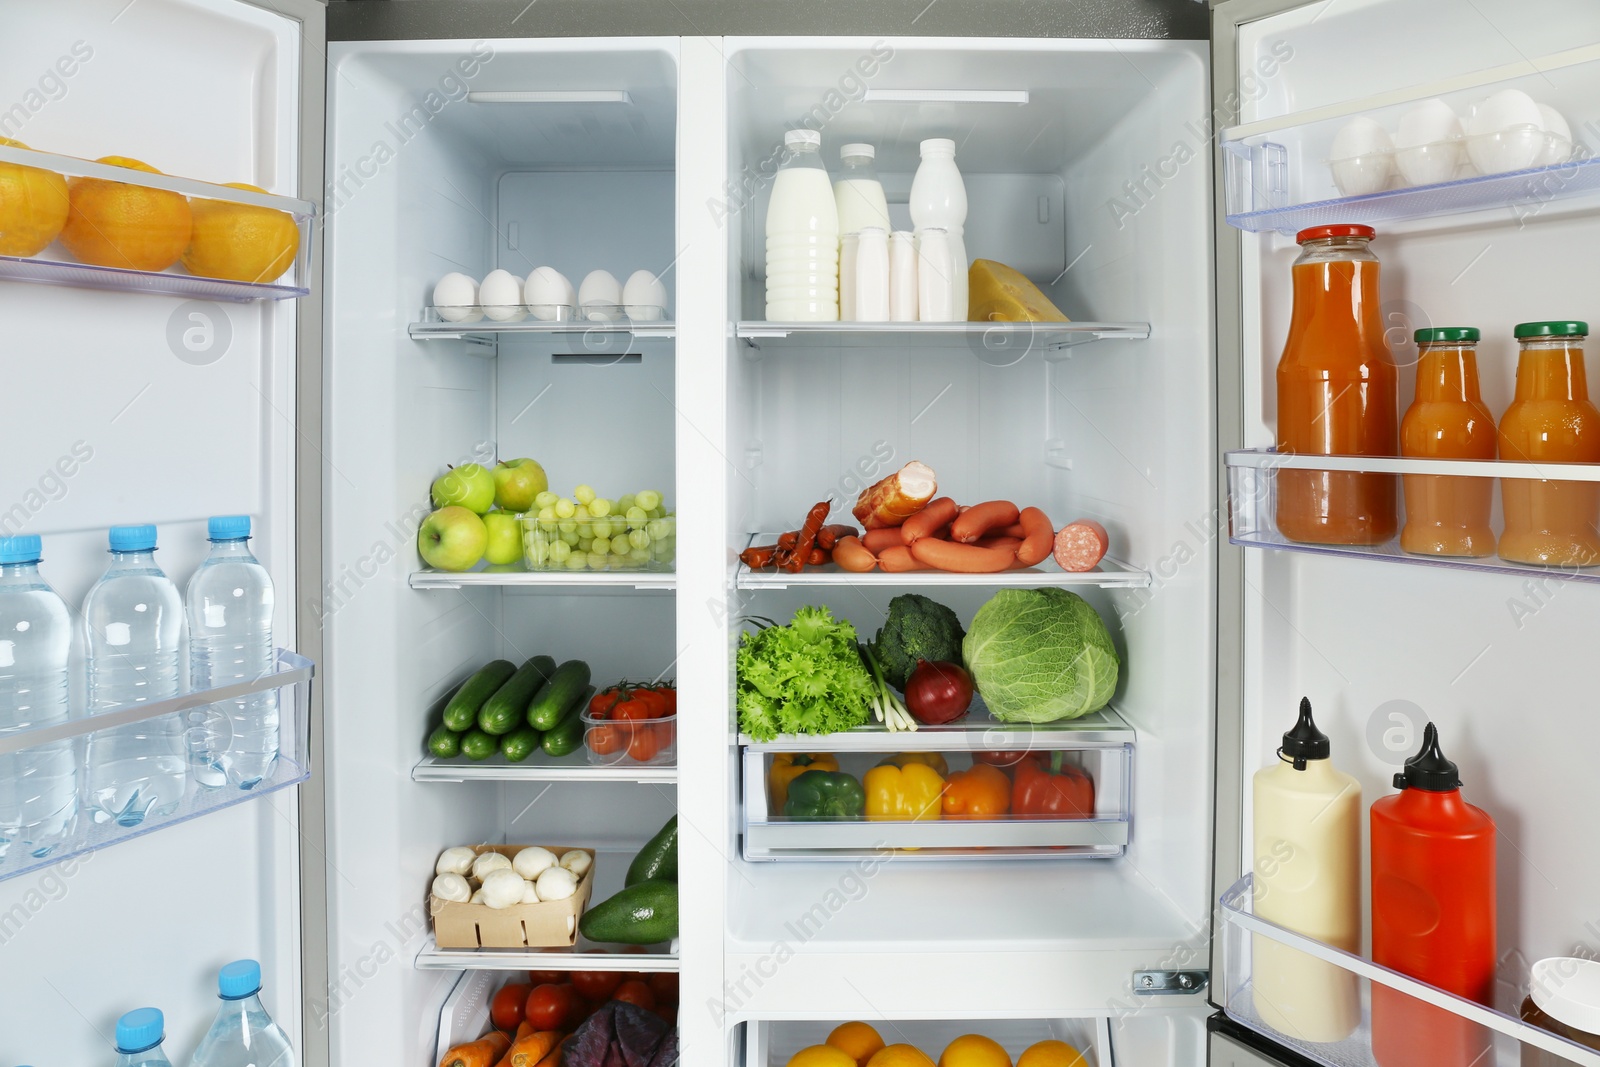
[716,37,1218,1034]
[0,0,306,1063]
[1224,0,1600,1055]
[322,37,680,1067]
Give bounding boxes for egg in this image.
[1328,116,1395,197]
[622,270,669,320]
[1394,99,1464,186]
[1465,89,1545,175]
[523,266,576,320]
[1534,104,1573,168]
[578,269,623,321]
[432,272,481,322]
[479,269,526,322]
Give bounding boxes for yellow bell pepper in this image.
[864,762,945,821]
[876,751,949,777]
[768,753,839,812]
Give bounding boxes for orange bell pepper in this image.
[768,753,840,811]
[941,762,1011,818]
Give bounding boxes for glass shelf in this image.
[409,305,675,352]
[1226,449,1600,583]
[0,649,314,883]
[412,749,676,784]
[410,565,675,591]
[734,320,1149,357]
[737,702,1134,753]
[0,145,313,301]
[1220,874,1600,1067]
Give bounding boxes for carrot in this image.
[513,1021,533,1042]
[442,1031,511,1067]
[507,1030,561,1067]
[533,1042,563,1067]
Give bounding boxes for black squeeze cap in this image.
[1279,697,1331,770]
[1393,722,1462,792]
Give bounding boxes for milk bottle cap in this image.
[785,129,821,148]
[920,137,955,156]
[1393,721,1463,792]
[841,143,875,159]
[1278,696,1330,769]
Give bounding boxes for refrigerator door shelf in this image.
[1219,874,1600,1067]
[1226,448,1600,583]
[736,534,1149,590]
[0,648,313,884]
[734,320,1150,359]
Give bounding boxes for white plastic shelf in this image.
[0,649,313,884]
[409,306,675,352]
[735,320,1149,356]
[410,566,675,591]
[738,702,1134,753]
[413,749,677,784]
[735,534,1148,590]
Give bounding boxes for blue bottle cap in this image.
[218,958,262,999]
[115,1007,164,1054]
[108,525,158,552]
[207,515,251,541]
[0,535,42,564]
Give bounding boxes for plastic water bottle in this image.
[188,960,295,1067]
[83,525,187,826]
[764,129,839,321]
[909,137,969,319]
[0,535,75,860]
[114,1008,175,1067]
[186,517,277,789]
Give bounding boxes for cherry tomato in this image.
[613,979,656,1010]
[647,972,679,1006]
[616,702,662,761]
[588,687,624,717]
[570,969,623,1002]
[634,687,672,718]
[524,982,578,1030]
[490,981,531,1032]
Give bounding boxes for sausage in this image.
[817,524,858,551]
[974,535,1023,553]
[997,522,1026,539]
[861,527,905,554]
[808,547,829,565]
[740,544,779,569]
[778,500,832,573]
[1054,519,1109,572]
[852,461,938,529]
[909,537,1017,573]
[900,497,960,545]
[950,500,1020,544]
[831,536,878,572]
[877,545,931,572]
[1016,507,1055,566]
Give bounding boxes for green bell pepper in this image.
[782,769,866,819]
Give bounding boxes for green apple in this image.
[482,511,523,566]
[417,506,488,571]
[431,463,496,514]
[492,458,548,512]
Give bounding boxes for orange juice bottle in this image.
[1498,321,1600,567]
[1400,327,1497,557]
[1275,224,1399,545]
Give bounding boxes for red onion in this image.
[904,659,974,725]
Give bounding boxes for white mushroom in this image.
[535,865,578,902]
[471,851,513,881]
[469,888,487,904]
[431,873,473,903]
[436,846,476,877]
[521,878,542,904]
[512,846,558,880]
[559,850,592,878]
[481,868,528,910]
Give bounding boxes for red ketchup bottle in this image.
[1370,722,1496,1067]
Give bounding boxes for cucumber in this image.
[479,655,557,735]
[501,727,541,763]
[526,659,591,730]
[626,816,677,886]
[442,659,517,732]
[460,728,497,761]
[578,880,678,945]
[427,725,462,759]
[540,702,585,758]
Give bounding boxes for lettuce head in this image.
[962,588,1120,722]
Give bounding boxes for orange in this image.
[182,182,299,283]
[827,1021,887,1065]
[1016,1041,1087,1067]
[938,1034,1011,1067]
[60,155,191,272]
[866,1046,937,1067]
[787,1046,859,1067]
[0,138,70,256]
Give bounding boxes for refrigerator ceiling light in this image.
[862,89,1030,104]
[467,90,633,104]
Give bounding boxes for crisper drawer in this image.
[739,704,1133,861]
[745,1017,1108,1067]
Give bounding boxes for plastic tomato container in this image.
[521,511,676,572]
[583,709,676,766]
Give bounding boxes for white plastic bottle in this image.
[855,227,891,321]
[909,137,969,319]
[764,129,839,321]
[1251,697,1361,1042]
[889,231,918,322]
[83,524,187,826]
[833,143,891,237]
[186,516,277,789]
[188,960,295,1067]
[0,534,76,859]
[917,227,955,322]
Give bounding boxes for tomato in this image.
[647,972,679,1006]
[634,686,672,718]
[589,687,624,717]
[651,1004,678,1027]
[616,702,663,762]
[524,983,578,1030]
[613,979,656,1010]
[490,981,531,1031]
[527,969,564,986]
[570,969,623,1002]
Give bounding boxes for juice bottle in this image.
[1498,321,1600,567]
[1251,698,1361,1043]
[1275,224,1399,545]
[1370,722,1495,1067]
[1400,327,1497,557]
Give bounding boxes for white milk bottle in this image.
[854,227,890,321]
[1251,697,1361,1042]
[917,227,955,322]
[833,143,891,237]
[765,129,839,321]
[909,137,969,319]
[889,231,918,321]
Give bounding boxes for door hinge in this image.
[1133,969,1208,995]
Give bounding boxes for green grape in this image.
[578,536,594,551]
[558,520,578,536]
[548,540,572,563]
[565,550,589,569]
[591,535,612,556]
[555,498,577,519]
[647,519,672,541]
[588,551,610,570]
[628,546,653,565]
[617,494,636,513]
[635,490,662,511]
[628,528,651,550]
[574,484,596,505]
[588,497,612,517]
[590,519,614,539]
[526,539,550,566]
[625,505,648,527]
[561,530,580,546]
[534,491,559,509]
[537,505,558,522]
[612,538,634,556]
[646,506,666,520]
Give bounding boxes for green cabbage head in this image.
[962,588,1120,722]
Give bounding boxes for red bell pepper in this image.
[1011,751,1095,818]
[972,750,1048,774]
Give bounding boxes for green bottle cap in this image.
[1414,327,1480,343]
[1514,321,1588,339]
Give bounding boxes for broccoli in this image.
[870,593,965,691]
